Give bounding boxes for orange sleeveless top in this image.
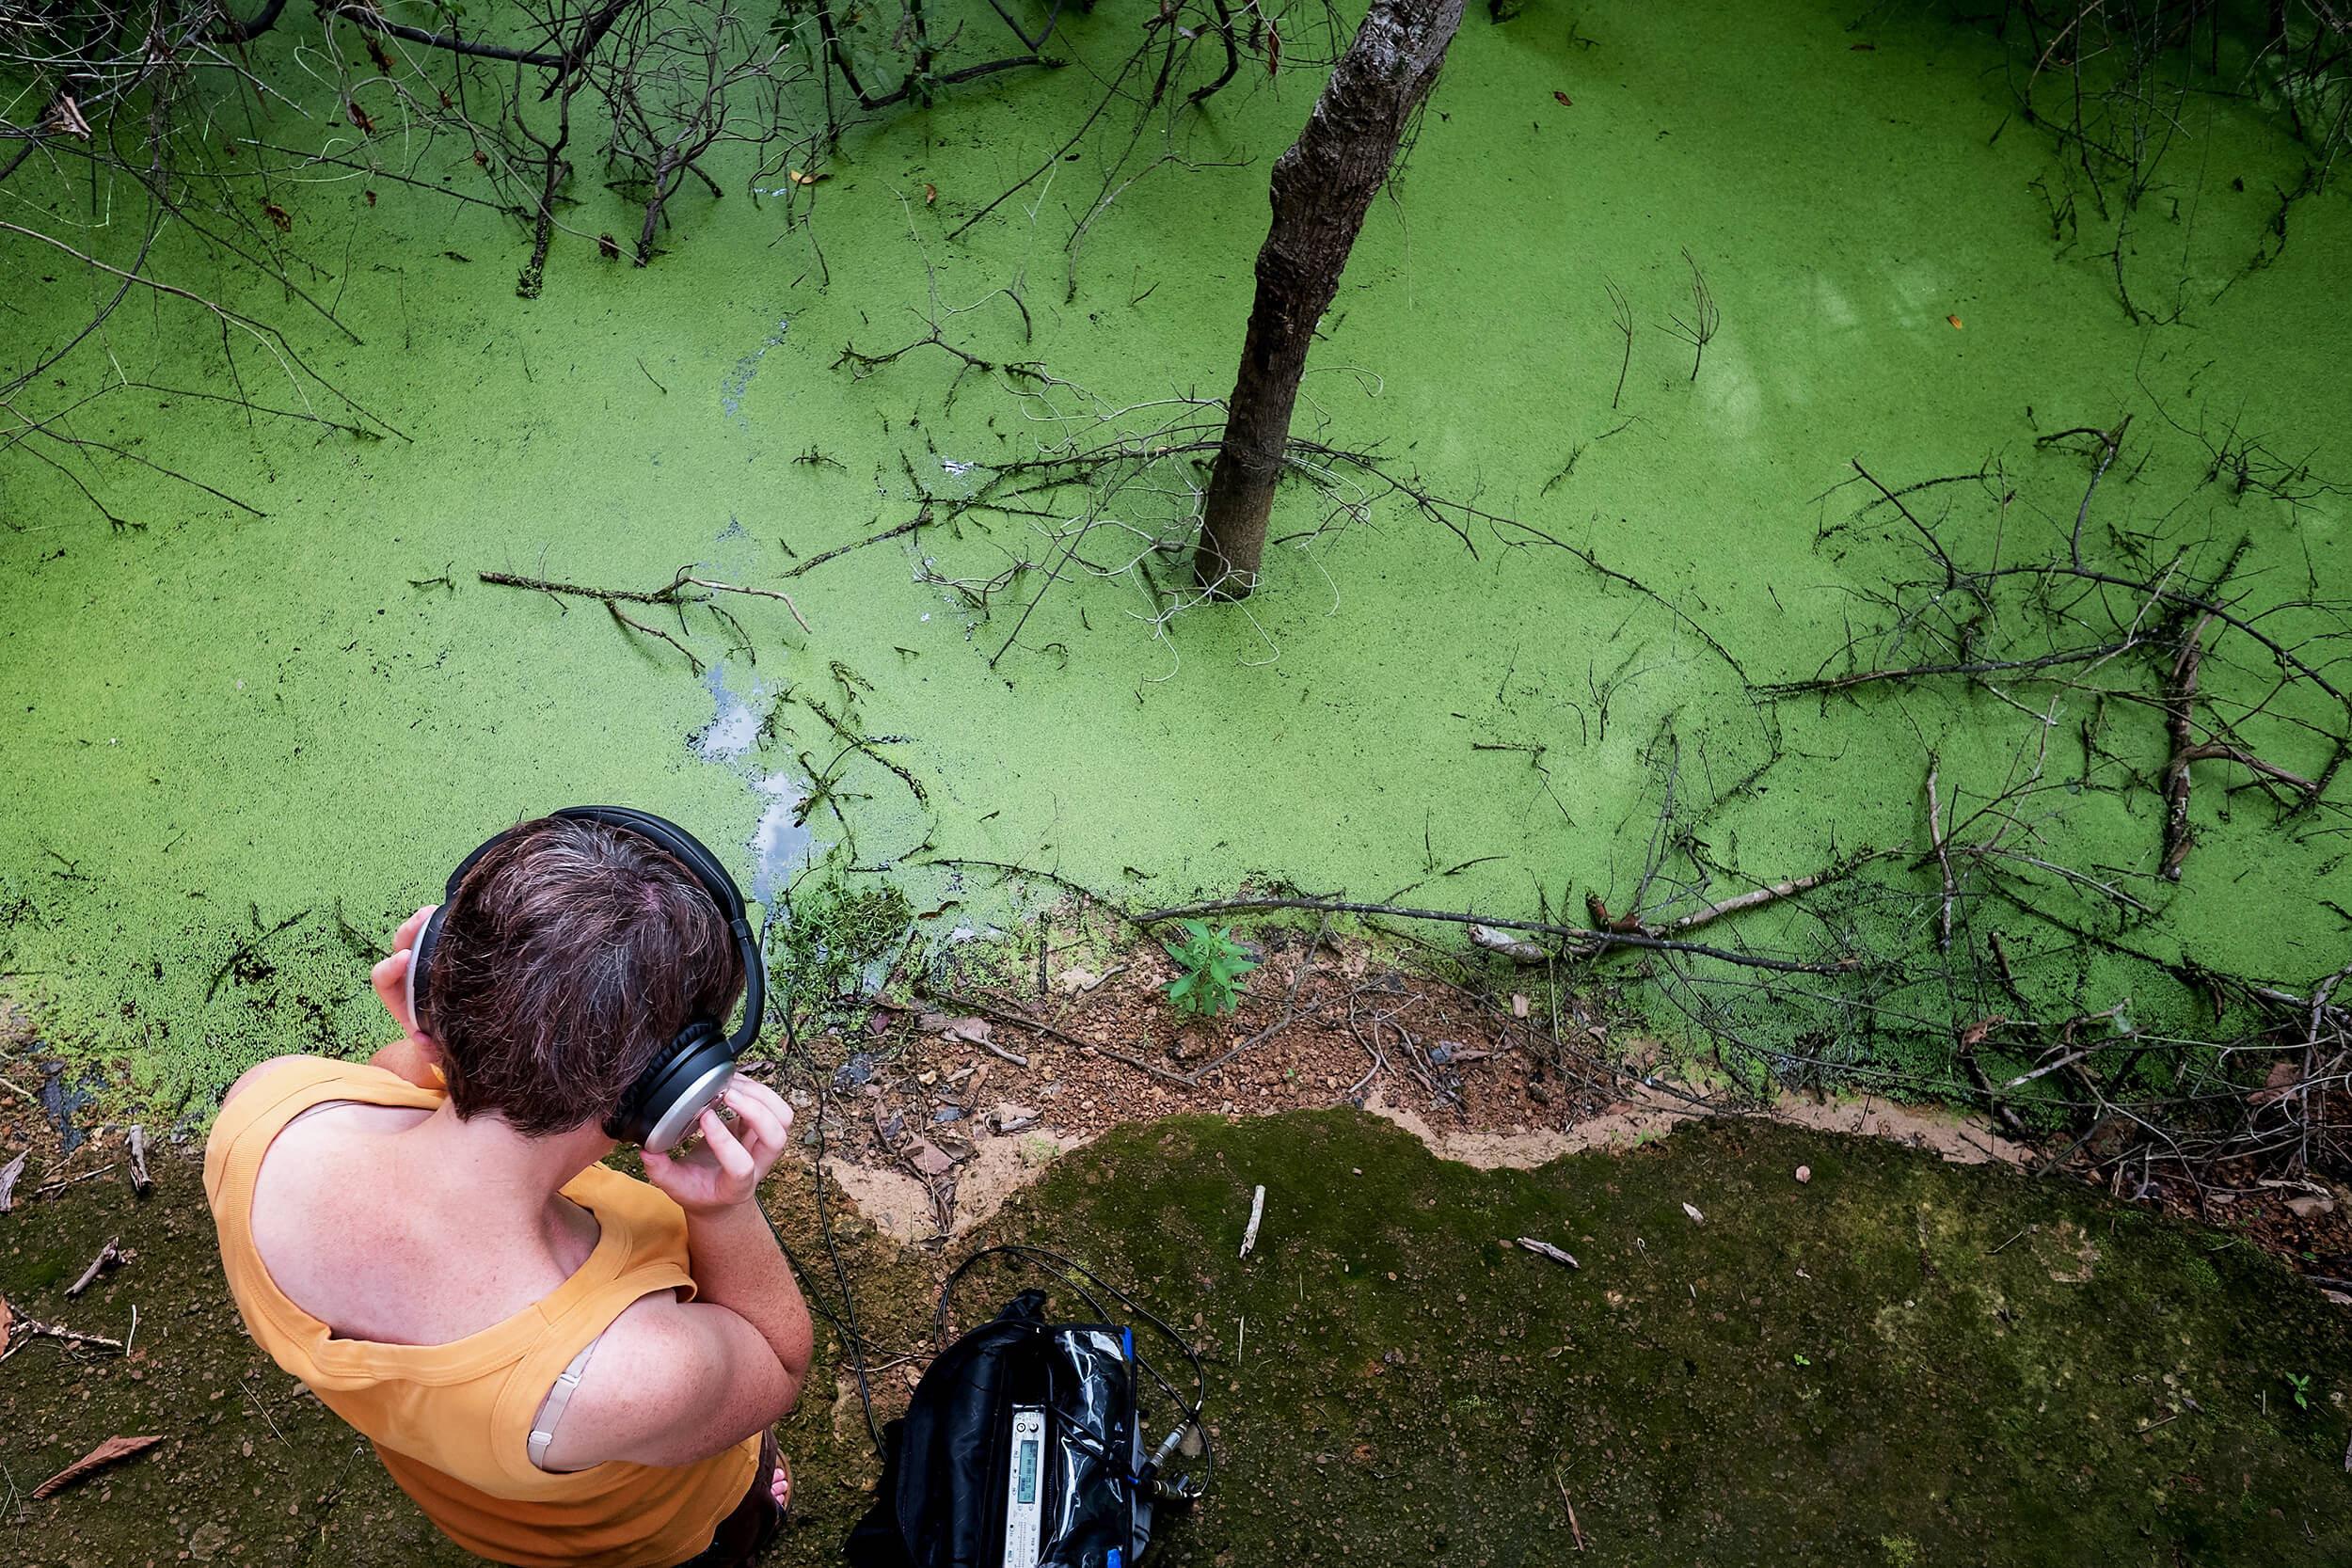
[203,1057,758,1568]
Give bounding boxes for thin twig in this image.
[1555,1469,1586,1551]
[1663,855,1871,933]
[1927,761,1957,955]
[66,1238,119,1298]
[1134,896,1860,976]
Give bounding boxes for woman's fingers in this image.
[370,909,436,1038]
[371,947,413,1022]
[738,1078,795,1132]
[699,1106,755,1185]
[723,1085,788,1159]
[392,905,434,952]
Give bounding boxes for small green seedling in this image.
[1162,919,1258,1017]
[1793,1353,1811,1366]
[2284,1371,2312,1410]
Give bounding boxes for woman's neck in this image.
[400,1100,616,1216]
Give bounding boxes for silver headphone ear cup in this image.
[639,1061,738,1151]
[611,1017,733,1148]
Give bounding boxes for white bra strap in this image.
[526,1333,604,1472]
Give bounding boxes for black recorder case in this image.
[846,1289,1157,1568]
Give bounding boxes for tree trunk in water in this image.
[1192,0,1465,598]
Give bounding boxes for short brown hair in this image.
[423,816,745,1136]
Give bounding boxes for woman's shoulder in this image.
[219,1053,337,1110]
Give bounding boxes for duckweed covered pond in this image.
[1,0,2346,1130]
[6,1114,2345,1565]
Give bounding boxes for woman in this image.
[206,815,811,1567]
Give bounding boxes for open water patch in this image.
[722,317,792,425]
[689,662,824,908]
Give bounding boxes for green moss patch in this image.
[795,1112,2352,1564]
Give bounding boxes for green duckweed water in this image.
[1,1,2345,1110]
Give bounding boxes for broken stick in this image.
[1469,924,1549,962]
[126,1124,151,1196]
[1927,761,1957,953]
[1664,852,1871,934]
[66,1237,120,1297]
[2,1310,125,1359]
[2159,616,2210,879]
[1239,1184,1266,1259]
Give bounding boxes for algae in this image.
[0,0,2345,1112]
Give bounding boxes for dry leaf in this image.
[0,1148,25,1212]
[48,93,92,139]
[1947,314,1963,329]
[32,1433,164,1499]
[787,168,827,185]
[942,1016,993,1046]
[1552,90,1572,106]
[908,1139,955,1178]
[1681,1202,1706,1225]
[1,1292,11,1338]
[923,182,937,205]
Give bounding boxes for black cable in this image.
[934,1243,1216,1500]
[754,912,887,1455]
[807,1072,885,1453]
[755,913,1207,1485]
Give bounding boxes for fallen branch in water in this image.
[1927,760,1958,953]
[1133,896,1860,975]
[782,509,930,578]
[480,566,811,673]
[1661,853,1874,935]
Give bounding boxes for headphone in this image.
[405,806,765,1149]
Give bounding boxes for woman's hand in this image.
[643,1081,795,1215]
[369,906,437,1044]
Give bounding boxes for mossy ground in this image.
[13,1112,2341,1566]
[930,1114,2352,1565]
